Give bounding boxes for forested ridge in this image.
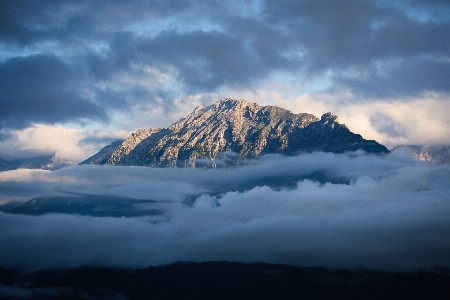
[1,261,449,299]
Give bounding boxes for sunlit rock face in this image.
[81,98,389,167]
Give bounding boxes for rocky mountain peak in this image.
[81,98,389,168]
[319,112,343,130]
[321,112,338,122]
[214,97,246,109]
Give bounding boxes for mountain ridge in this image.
[81,98,389,167]
[391,145,450,164]
[0,155,70,171]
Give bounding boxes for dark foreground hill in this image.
[1,262,449,300]
[81,98,389,167]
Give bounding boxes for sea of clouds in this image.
[0,151,449,272]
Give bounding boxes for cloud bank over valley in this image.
[1,151,449,272]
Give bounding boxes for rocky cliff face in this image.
[107,128,170,166]
[80,140,124,165]
[81,98,389,168]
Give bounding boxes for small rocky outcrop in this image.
[391,145,450,164]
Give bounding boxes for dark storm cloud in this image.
[0,0,193,128]
[265,0,383,68]
[265,0,450,66]
[265,0,450,97]
[137,24,296,92]
[0,152,449,272]
[87,32,137,81]
[1,0,449,128]
[334,57,450,98]
[0,54,106,129]
[0,0,190,45]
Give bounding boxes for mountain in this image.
[80,140,124,165]
[0,155,70,171]
[390,145,450,164]
[3,194,163,218]
[81,98,389,168]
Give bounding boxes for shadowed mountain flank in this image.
[3,194,164,218]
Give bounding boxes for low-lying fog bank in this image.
[0,151,449,272]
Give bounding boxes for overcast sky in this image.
[1,1,450,274]
[0,0,449,162]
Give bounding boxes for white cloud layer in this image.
[0,125,130,164]
[0,152,449,272]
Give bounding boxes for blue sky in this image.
[0,0,449,163]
